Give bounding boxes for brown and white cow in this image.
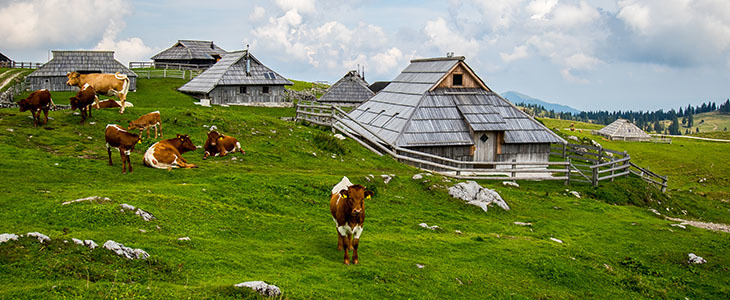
[329,176,373,265]
[69,84,98,124]
[18,89,55,127]
[105,124,141,174]
[95,99,133,109]
[143,134,198,169]
[128,111,162,139]
[66,71,130,114]
[202,129,244,159]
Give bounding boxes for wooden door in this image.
[473,131,496,164]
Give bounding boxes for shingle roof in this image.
[27,51,137,78]
[342,57,565,147]
[0,51,9,62]
[597,119,651,139]
[151,40,227,60]
[318,70,374,104]
[178,50,292,94]
[368,81,390,93]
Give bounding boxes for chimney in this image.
[210,41,215,49]
[245,44,251,76]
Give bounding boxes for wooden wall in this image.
[496,143,551,169]
[436,63,484,89]
[210,85,287,105]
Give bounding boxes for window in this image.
[263,72,276,79]
[240,86,247,94]
[453,74,463,86]
[262,86,270,94]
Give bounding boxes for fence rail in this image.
[129,62,211,70]
[0,61,43,69]
[294,100,668,190]
[132,68,202,80]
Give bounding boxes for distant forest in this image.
[518,99,730,135]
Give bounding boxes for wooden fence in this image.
[0,81,30,107]
[132,68,202,80]
[628,162,668,192]
[129,62,211,70]
[0,61,43,69]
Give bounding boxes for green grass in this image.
[1,79,729,299]
[688,111,730,134]
[0,68,34,92]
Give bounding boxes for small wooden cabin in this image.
[595,119,651,141]
[27,51,137,92]
[0,51,10,63]
[343,56,565,168]
[318,70,374,107]
[151,40,227,69]
[178,50,292,105]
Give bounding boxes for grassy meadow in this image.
[0,78,729,299]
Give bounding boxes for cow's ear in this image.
[339,189,349,199]
[364,190,374,199]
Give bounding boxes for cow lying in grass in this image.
[95,99,133,109]
[128,111,162,140]
[330,176,373,265]
[105,124,140,174]
[18,89,55,127]
[202,129,244,159]
[69,84,98,124]
[143,134,198,169]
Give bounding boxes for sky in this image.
[1,0,729,111]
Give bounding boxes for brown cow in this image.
[66,71,130,114]
[329,176,373,265]
[18,89,55,127]
[105,124,140,174]
[95,99,134,109]
[202,129,244,159]
[128,111,162,139]
[143,134,198,169]
[69,84,98,124]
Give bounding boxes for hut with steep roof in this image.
[0,51,10,63]
[595,119,651,141]
[151,40,227,69]
[27,51,137,91]
[178,50,292,105]
[342,56,565,168]
[318,70,374,107]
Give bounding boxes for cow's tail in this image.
[49,96,56,109]
[115,72,131,113]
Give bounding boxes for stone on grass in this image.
[566,190,581,198]
[502,181,519,188]
[419,223,440,230]
[412,174,423,180]
[120,203,156,221]
[62,196,111,205]
[448,181,510,212]
[549,237,564,244]
[381,174,394,184]
[416,264,425,269]
[670,224,687,229]
[178,237,191,241]
[0,233,19,244]
[688,253,706,264]
[567,136,579,142]
[27,232,50,243]
[514,222,532,226]
[333,133,346,140]
[234,281,281,297]
[72,238,98,249]
[103,240,149,260]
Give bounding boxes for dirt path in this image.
[665,216,730,233]
[651,134,730,143]
[0,71,23,91]
[0,70,14,78]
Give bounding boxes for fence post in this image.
[511,159,516,179]
[592,165,598,187]
[565,158,571,186]
[330,108,336,133]
[562,144,567,158]
[163,69,167,78]
[294,101,299,122]
[661,176,667,193]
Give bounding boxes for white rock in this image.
[87,136,93,140]
[178,237,191,241]
[381,174,393,184]
[502,181,520,188]
[231,157,237,161]
[418,223,440,230]
[448,181,510,212]
[6,128,13,132]
[454,230,463,234]
[591,140,602,148]
[62,196,111,205]
[688,253,706,264]
[234,281,281,297]
[569,191,581,198]
[27,232,51,243]
[120,203,155,221]
[89,122,96,125]
[550,237,564,244]
[84,240,98,249]
[333,133,346,140]
[670,224,687,229]
[567,136,579,142]
[649,208,661,216]
[412,174,423,180]
[416,264,425,269]
[311,152,317,157]
[72,238,84,245]
[139,229,147,233]
[120,203,136,211]
[514,222,532,226]
[102,240,149,260]
[0,233,19,244]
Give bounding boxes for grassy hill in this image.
[0,68,34,92]
[688,111,730,135]
[1,79,729,299]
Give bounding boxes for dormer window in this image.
[453,74,463,86]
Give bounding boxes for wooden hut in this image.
[27,51,137,92]
[0,51,10,62]
[342,56,565,168]
[595,119,651,141]
[318,70,374,107]
[178,50,292,105]
[151,40,227,69]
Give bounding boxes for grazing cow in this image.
[202,129,244,159]
[69,84,98,124]
[128,111,162,139]
[105,124,140,174]
[18,89,55,127]
[66,71,130,114]
[95,99,133,109]
[329,176,373,265]
[143,134,198,169]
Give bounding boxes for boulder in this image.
[102,240,149,260]
[688,253,706,264]
[448,181,510,212]
[120,204,156,221]
[27,232,50,243]
[234,281,281,297]
[0,233,19,244]
[72,238,98,249]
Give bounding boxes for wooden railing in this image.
[628,162,668,192]
[0,61,43,69]
[132,68,202,80]
[129,62,211,70]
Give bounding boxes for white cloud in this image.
[500,45,529,63]
[527,0,558,20]
[424,17,480,58]
[250,6,266,21]
[275,0,316,14]
[0,0,130,49]
[370,48,405,74]
[93,20,156,66]
[552,1,600,27]
[472,0,526,30]
[617,1,651,34]
[560,53,602,83]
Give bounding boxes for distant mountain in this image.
[501,91,581,114]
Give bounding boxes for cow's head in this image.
[176,134,197,153]
[127,120,143,131]
[69,96,80,111]
[17,98,30,112]
[339,184,372,217]
[206,130,222,147]
[66,72,81,87]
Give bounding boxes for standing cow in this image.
[18,89,55,127]
[202,129,244,159]
[143,134,198,169]
[128,111,162,140]
[330,176,373,265]
[105,124,140,174]
[66,71,130,114]
[69,84,98,124]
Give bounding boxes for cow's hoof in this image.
[344,259,350,265]
[353,259,359,265]
[337,246,343,251]
[202,157,207,160]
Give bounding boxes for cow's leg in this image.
[42,108,49,125]
[352,238,360,265]
[203,151,210,160]
[154,124,159,139]
[217,143,228,157]
[106,143,113,166]
[347,233,354,251]
[87,104,92,117]
[93,95,100,109]
[119,93,126,114]
[120,149,127,174]
[146,127,151,139]
[176,155,198,168]
[79,108,86,124]
[336,229,344,251]
[125,149,133,173]
[32,110,39,127]
[342,235,351,265]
